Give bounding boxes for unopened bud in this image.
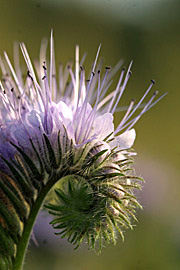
[107,204,119,216]
[112,152,126,162]
[87,141,111,165]
[107,184,125,200]
[102,163,121,175]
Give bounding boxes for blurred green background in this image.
[0,0,180,269]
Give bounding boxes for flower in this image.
[0,31,166,267]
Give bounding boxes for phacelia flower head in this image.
[0,31,166,268]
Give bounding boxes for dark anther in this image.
[67,65,71,70]
[151,79,155,84]
[2,78,6,82]
[11,88,14,92]
[92,71,95,76]
[43,62,47,70]
[80,66,84,70]
[122,67,125,71]
[98,70,101,74]
[86,79,90,82]
[3,90,6,94]
[131,98,135,102]
[27,71,33,81]
[42,75,46,80]
[129,70,132,76]
[22,106,26,110]
[105,66,111,70]
[17,95,21,99]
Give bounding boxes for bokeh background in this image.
[0,0,180,269]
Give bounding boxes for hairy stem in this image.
[13,171,68,270]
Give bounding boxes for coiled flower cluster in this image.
[45,138,143,251]
[0,31,165,269]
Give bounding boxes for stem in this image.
[13,171,67,270]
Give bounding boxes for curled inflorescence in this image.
[0,31,165,268]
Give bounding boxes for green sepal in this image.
[82,149,109,170]
[57,130,62,166]
[43,134,58,169]
[29,138,44,174]
[0,179,28,220]
[62,126,69,155]
[0,202,21,241]
[10,142,43,182]
[0,224,15,257]
[1,156,34,199]
[0,256,12,270]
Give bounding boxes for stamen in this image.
[74,45,79,109]
[86,44,101,95]
[50,29,57,101]
[68,66,76,95]
[107,67,125,113]
[111,69,132,115]
[97,88,115,111]
[58,63,64,95]
[115,99,135,131]
[4,52,23,95]
[50,29,53,96]
[126,91,159,131]
[115,80,155,133]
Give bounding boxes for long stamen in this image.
[115,80,155,133]
[50,30,57,102]
[85,44,101,97]
[111,70,132,115]
[50,30,53,98]
[116,99,135,130]
[75,45,101,144]
[4,52,24,95]
[126,91,159,131]
[74,45,79,109]
[107,68,125,113]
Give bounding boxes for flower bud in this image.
[111,152,126,162]
[107,204,119,216]
[86,141,111,166]
[107,184,125,200]
[101,163,121,175]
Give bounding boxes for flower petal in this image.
[57,101,73,121]
[110,128,136,150]
[91,113,114,141]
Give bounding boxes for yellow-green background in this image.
[0,0,180,269]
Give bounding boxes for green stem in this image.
[13,172,67,270]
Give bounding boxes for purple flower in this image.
[0,31,164,167]
[0,31,166,262]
